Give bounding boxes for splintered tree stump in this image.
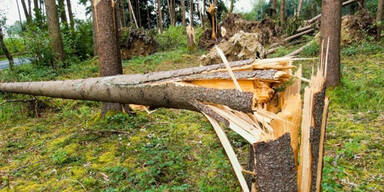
[253,133,298,192]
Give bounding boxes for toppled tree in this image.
[0,56,330,191]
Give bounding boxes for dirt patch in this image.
[120,27,158,60]
[341,10,377,45]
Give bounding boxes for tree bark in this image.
[121,0,126,28]
[190,0,194,26]
[0,27,14,71]
[297,0,304,17]
[280,0,285,27]
[92,0,123,114]
[320,0,342,87]
[377,0,384,22]
[28,0,32,19]
[272,0,277,16]
[230,0,235,13]
[20,0,32,24]
[91,0,97,56]
[0,59,284,113]
[156,0,163,32]
[45,0,65,67]
[181,0,186,26]
[136,0,142,27]
[58,0,68,26]
[66,0,75,29]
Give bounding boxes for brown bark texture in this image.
[66,0,75,29]
[280,0,285,26]
[377,0,384,22]
[45,0,65,65]
[253,133,298,192]
[157,0,163,32]
[190,0,194,25]
[93,0,123,113]
[0,27,14,70]
[181,0,186,26]
[91,0,98,56]
[320,0,342,87]
[272,0,277,16]
[309,88,326,192]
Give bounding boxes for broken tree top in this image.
[0,58,293,113]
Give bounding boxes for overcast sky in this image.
[0,0,254,27]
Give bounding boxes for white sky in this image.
[0,0,254,27]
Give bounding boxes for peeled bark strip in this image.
[253,133,298,192]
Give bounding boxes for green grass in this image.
[0,39,383,191]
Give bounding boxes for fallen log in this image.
[285,40,315,57]
[268,28,315,54]
[0,58,292,113]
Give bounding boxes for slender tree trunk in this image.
[21,0,32,24]
[157,0,163,32]
[45,0,65,67]
[58,0,68,26]
[198,1,203,26]
[320,0,342,87]
[230,0,235,13]
[33,0,42,26]
[136,0,142,27]
[377,0,384,22]
[297,0,304,17]
[146,2,151,28]
[121,0,126,28]
[280,0,285,27]
[190,0,194,25]
[181,0,186,26]
[16,0,24,30]
[28,0,32,18]
[66,0,75,29]
[91,0,97,56]
[92,0,123,114]
[272,0,277,16]
[0,27,14,71]
[127,0,138,28]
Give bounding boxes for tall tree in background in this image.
[229,0,235,13]
[16,0,24,30]
[91,0,98,56]
[21,0,32,24]
[167,0,176,26]
[58,0,68,26]
[280,0,285,27]
[45,0,65,67]
[181,0,186,26]
[157,0,163,32]
[320,0,342,87]
[190,0,194,25]
[377,0,383,22]
[297,0,304,17]
[66,0,75,29]
[0,27,14,71]
[33,0,42,26]
[92,0,123,114]
[272,0,277,16]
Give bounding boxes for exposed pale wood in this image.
[315,97,329,192]
[215,45,242,91]
[204,114,250,192]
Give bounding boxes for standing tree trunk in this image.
[167,0,176,26]
[377,0,384,22]
[190,0,193,25]
[58,0,68,26]
[181,0,186,26]
[280,0,285,27]
[197,1,203,26]
[92,0,123,114]
[230,0,235,13]
[91,0,97,56]
[28,0,32,18]
[272,0,277,16]
[127,0,138,28]
[136,0,142,27]
[21,0,32,24]
[320,0,342,87]
[297,0,304,17]
[45,0,65,67]
[121,0,127,28]
[146,2,151,28]
[66,0,75,29]
[0,27,14,71]
[157,0,163,32]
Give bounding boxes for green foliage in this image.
[301,41,320,57]
[155,26,187,50]
[62,20,94,60]
[342,40,384,56]
[22,25,54,67]
[284,17,303,36]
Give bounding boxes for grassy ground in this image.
[0,40,383,191]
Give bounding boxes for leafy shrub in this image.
[302,41,320,56]
[342,41,384,56]
[155,26,187,50]
[22,25,54,67]
[63,20,94,60]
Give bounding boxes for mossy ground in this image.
[0,40,383,191]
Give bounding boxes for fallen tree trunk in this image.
[0,58,292,113]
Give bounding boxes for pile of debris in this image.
[341,10,378,45]
[120,27,158,60]
[199,14,279,65]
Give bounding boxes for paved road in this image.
[0,58,30,69]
